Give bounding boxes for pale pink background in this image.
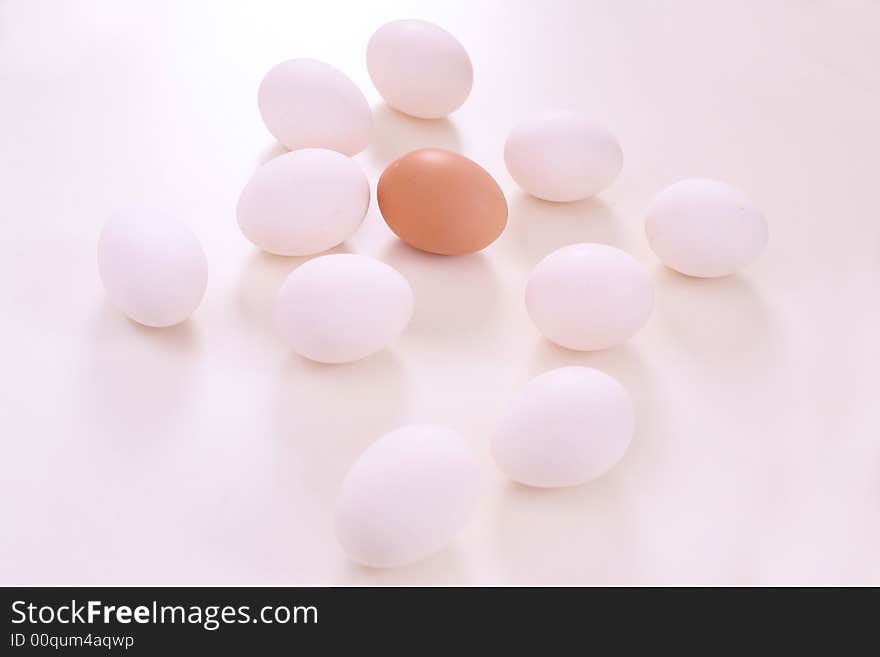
[1,0,878,585]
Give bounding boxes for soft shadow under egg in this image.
[273,349,408,504]
[495,191,625,271]
[381,241,504,343]
[235,245,350,338]
[86,301,201,438]
[364,103,462,168]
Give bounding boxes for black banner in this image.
[3,586,592,652]
[5,585,863,652]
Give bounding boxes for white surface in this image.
[1,0,879,586]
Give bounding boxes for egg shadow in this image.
[254,141,288,169]
[381,241,503,344]
[651,263,787,475]
[334,546,473,586]
[364,103,462,168]
[651,265,780,377]
[85,301,201,438]
[651,268,788,582]
[489,475,640,585]
[232,349,409,585]
[529,341,652,405]
[235,245,349,339]
[496,192,626,271]
[273,349,408,505]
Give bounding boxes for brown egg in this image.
[377,148,508,255]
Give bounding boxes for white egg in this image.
[336,424,480,568]
[367,19,473,119]
[98,208,208,328]
[504,111,623,202]
[526,243,654,351]
[645,178,768,277]
[276,254,413,364]
[492,367,634,487]
[237,149,370,257]
[257,58,372,155]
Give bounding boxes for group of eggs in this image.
[97,19,768,568]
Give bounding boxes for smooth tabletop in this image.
[2,0,879,585]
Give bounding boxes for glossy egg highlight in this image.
[336,424,480,568]
[258,58,372,155]
[492,367,635,487]
[367,20,473,119]
[276,254,413,364]
[505,111,623,202]
[98,208,208,328]
[377,148,507,255]
[237,149,370,257]
[526,243,654,350]
[645,178,768,277]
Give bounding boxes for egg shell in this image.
[257,58,372,155]
[377,148,508,255]
[526,243,654,351]
[645,178,768,277]
[504,112,623,202]
[98,209,207,328]
[237,149,370,257]
[367,19,473,119]
[336,424,480,568]
[492,367,634,487]
[276,254,413,364]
